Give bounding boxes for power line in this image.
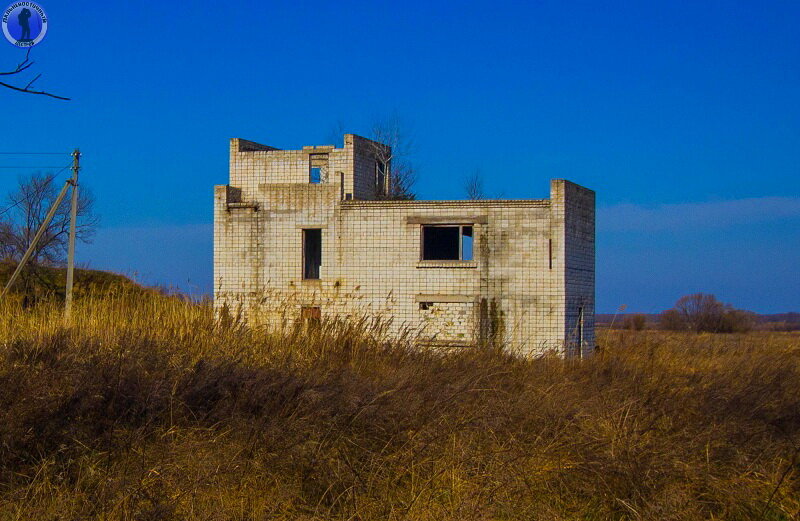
[0,166,71,169]
[0,163,73,218]
[0,152,70,155]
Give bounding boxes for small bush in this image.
[659,308,685,331]
[659,293,757,333]
[623,313,647,330]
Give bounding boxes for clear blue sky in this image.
[2,0,798,312]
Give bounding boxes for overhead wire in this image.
[0,162,74,218]
[0,152,69,155]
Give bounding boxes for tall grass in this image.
[0,290,798,520]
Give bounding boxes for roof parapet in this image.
[231,138,281,153]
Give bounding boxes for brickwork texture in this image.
[214,134,595,357]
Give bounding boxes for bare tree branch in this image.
[369,115,417,200]
[0,48,70,100]
[464,170,485,200]
[0,48,33,76]
[328,115,418,200]
[0,172,97,267]
[327,120,347,148]
[24,73,41,90]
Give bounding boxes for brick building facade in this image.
[214,134,595,357]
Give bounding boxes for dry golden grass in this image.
[0,290,798,520]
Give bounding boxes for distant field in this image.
[1,292,798,520]
[597,312,800,331]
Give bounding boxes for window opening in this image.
[303,229,321,279]
[421,225,474,261]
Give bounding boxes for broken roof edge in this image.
[340,198,551,208]
[232,134,388,154]
[231,138,281,153]
[344,133,391,151]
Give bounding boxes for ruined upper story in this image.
[215,134,596,355]
[229,134,391,203]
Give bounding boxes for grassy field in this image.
[0,291,798,520]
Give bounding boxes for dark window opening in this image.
[421,225,474,261]
[301,306,321,327]
[303,229,321,279]
[548,239,553,269]
[419,302,432,310]
[309,166,322,184]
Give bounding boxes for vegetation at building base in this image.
[0,291,798,520]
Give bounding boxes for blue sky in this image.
[1,0,798,312]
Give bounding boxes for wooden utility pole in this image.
[0,178,72,299]
[64,148,80,319]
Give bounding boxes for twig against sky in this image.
[0,48,69,100]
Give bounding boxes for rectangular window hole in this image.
[303,229,321,279]
[422,225,474,261]
[310,167,322,184]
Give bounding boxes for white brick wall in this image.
[214,136,595,357]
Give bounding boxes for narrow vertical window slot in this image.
[303,229,322,279]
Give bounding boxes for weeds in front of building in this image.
[0,290,798,519]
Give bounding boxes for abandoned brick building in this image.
[214,134,595,357]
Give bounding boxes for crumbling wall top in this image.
[231,138,281,153]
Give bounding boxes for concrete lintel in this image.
[302,146,335,154]
[227,202,259,210]
[416,260,478,269]
[406,215,488,225]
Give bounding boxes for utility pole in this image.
[64,148,80,320]
[0,178,72,299]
